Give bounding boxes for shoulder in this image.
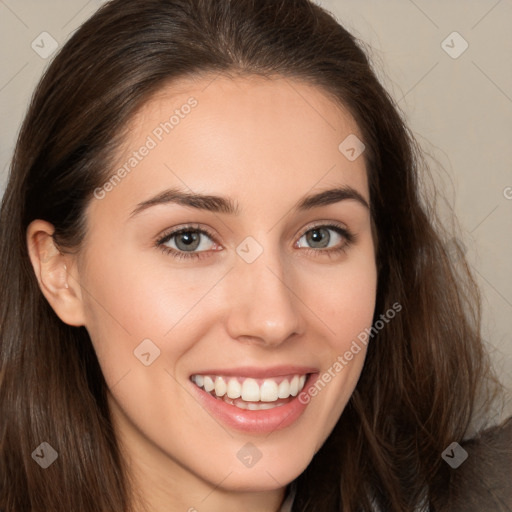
[440,416,512,511]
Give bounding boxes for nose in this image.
[224,244,305,347]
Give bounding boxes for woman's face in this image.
[68,75,377,496]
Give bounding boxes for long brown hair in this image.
[0,1,505,510]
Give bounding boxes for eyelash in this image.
[156,222,356,261]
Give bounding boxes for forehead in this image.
[133,73,364,155]
[89,74,369,223]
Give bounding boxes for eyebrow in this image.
[128,185,369,219]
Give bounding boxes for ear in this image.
[26,219,86,327]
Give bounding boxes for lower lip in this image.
[191,374,318,434]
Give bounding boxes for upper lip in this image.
[190,365,318,379]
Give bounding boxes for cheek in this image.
[298,251,378,350]
[326,269,377,346]
[95,248,226,327]
[79,242,235,389]
[79,249,194,381]
[296,251,377,443]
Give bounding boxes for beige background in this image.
[0,0,510,420]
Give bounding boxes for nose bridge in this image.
[225,238,304,345]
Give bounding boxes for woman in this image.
[0,1,509,511]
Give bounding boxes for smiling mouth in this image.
[190,373,309,411]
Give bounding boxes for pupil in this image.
[182,232,195,244]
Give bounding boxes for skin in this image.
[27,74,378,512]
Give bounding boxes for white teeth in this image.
[208,392,294,410]
[248,402,275,410]
[260,379,279,402]
[277,379,290,399]
[289,375,300,396]
[241,378,260,402]
[214,376,227,397]
[226,378,241,399]
[192,373,309,402]
[203,376,214,392]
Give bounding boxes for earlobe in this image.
[26,219,86,327]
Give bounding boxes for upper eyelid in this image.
[294,220,349,238]
[157,224,217,244]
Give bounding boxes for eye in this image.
[295,223,355,256]
[156,224,220,260]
